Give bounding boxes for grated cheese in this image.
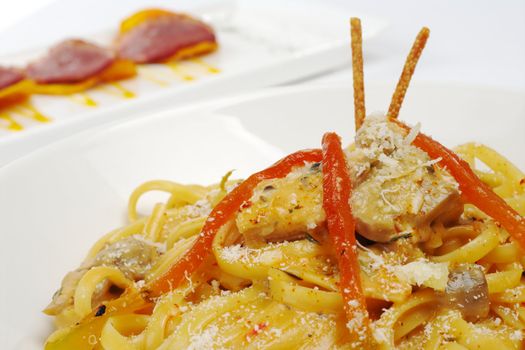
[404,122,421,145]
[187,325,220,350]
[394,259,449,291]
[220,243,284,265]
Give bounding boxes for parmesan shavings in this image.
[394,259,449,291]
[404,122,421,145]
[220,243,284,265]
[187,325,220,350]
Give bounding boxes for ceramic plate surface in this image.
[0,0,386,166]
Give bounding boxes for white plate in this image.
[0,0,387,166]
[1,82,524,349]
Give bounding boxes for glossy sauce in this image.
[14,102,51,123]
[0,113,23,131]
[138,66,170,86]
[69,93,97,107]
[166,62,195,81]
[98,83,136,99]
[0,102,50,132]
[190,58,220,74]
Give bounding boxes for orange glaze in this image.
[119,9,176,34]
[29,59,137,95]
[0,80,32,109]
[166,41,218,61]
[97,59,137,83]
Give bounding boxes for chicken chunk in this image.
[236,115,462,245]
[235,163,325,245]
[347,115,462,242]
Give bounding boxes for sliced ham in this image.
[0,66,24,90]
[116,13,216,63]
[26,39,115,84]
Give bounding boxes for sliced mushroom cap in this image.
[444,264,489,322]
[94,236,159,280]
[44,237,159,315]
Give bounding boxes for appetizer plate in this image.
[0,0,387,165]
[1,82,524,349]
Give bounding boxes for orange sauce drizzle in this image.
[98,83,136,99]
[0,113,23,131]
[166,62,195,81]
[0,102,50,132]
[111,82,135,98]
[14,102,51,123]
[190,58,221,74]
[138,67,170,86]
[69,93,97,107]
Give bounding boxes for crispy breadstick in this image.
[350,18,365,130]
[387,27,430,119]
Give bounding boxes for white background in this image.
[0,0,524,91]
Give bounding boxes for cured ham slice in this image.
[0,66,29,108]
[27,39,115,84]
[0,66,24,90]
[116,9,217,63]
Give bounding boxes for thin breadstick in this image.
[350,17,365,130]
[387,27,430,119]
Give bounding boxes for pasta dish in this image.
[43,19,525,349]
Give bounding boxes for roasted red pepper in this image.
[321,132,370,345]
[394,120,525,250]
[148,149,323,296]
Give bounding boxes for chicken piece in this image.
[45,236,159,315]
[235,163,325,245]
[236,115,461,245]
[347,115,462,243]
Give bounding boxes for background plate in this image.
[0,0,386,166]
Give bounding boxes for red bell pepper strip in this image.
[148,149,323,296]
[393,120,525,250]
[321,132,370,345]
